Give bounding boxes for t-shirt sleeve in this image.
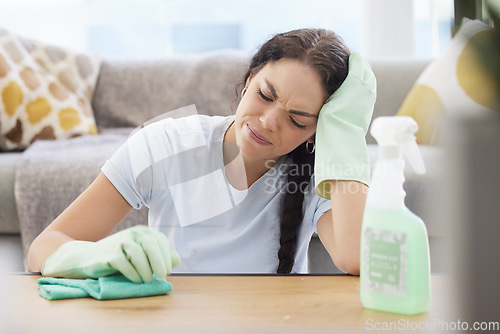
[304,176,332,234]
[101,121,170,209]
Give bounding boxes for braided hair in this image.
[239,29,350,273]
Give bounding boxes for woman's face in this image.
[232,58,327,164]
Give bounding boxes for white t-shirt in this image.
[101,115,331,273]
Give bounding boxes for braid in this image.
[277,144,315,274]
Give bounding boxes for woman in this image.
[27,28,376,282]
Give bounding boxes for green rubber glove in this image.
[41,225,180,284]
[314,52,377,199]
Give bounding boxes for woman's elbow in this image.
[334,254,360,276]
[27,230,74,273]
[27,237,44,273]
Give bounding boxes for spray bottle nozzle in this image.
[370,116,426,174]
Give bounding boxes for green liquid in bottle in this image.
[360,206,431,315]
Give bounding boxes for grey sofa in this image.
[0,51,444,273]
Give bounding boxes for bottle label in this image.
[363,227,407,297]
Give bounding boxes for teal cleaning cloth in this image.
[38,274,173,300]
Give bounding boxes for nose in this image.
[259,106,280,132]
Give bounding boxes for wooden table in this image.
[3,274,457,334]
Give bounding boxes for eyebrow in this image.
[264,79,319,119]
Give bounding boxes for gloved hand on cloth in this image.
[39,225,180,300]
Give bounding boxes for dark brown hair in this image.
[240,28,350,273]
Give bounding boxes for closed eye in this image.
[289,116,306,129]
[257,89,273,102]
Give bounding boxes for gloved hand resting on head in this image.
[41,225,180,284]
[314,52,377,199]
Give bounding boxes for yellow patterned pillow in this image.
[396,19,498,145]
[0,28,101,150]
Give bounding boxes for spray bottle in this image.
[360,116,431,315]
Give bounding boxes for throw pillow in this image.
[396,19,498,145]
[0,28,101,151]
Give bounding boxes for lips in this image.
[247,124,272,146]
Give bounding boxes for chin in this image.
[234,119,283,162]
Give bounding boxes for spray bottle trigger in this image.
[400,139,426,175]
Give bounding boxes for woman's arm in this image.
[27,172,133,272]
[316,180,368,275]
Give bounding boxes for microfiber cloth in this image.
[38,274,173,300]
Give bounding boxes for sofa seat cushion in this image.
[0,152,21,233]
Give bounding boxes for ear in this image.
[245,72,254,88]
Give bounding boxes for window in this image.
[0,0,454,59]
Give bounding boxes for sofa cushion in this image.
[92,50,249,128]
[396,19,498,145]
[0,28,101,151]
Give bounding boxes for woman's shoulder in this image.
[136,114,233,153]
[153,114,233,134]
